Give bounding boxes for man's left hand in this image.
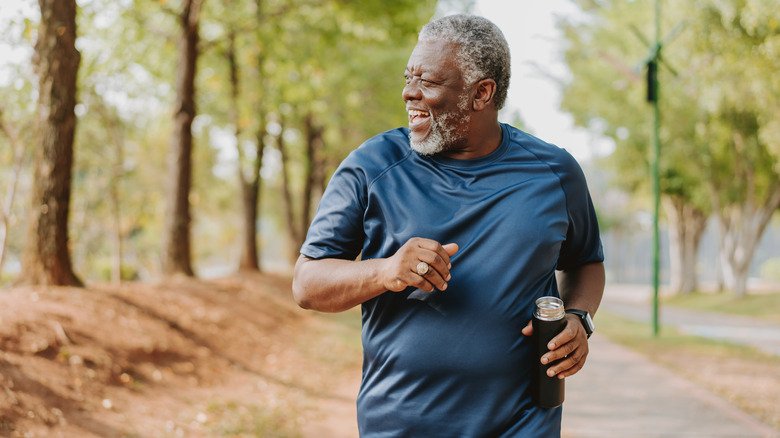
[521,314,589,379]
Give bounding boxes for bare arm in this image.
[558,261,605,317]
[522,262,605,378]
[293,257,390,312]
[292,238,459,313]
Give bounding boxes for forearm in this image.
[557,262,605,316]
[292,255,389,312]
[534,262,604,379]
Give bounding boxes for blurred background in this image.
[0,0,778,436]
[2,0,779,290]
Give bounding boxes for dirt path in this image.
[0,273,364,436]
[301,363,360,438]
[4,276,772,436]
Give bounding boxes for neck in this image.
[441,118,502,160]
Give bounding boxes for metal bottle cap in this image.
[534,296,565,321]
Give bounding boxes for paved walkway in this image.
[563,336,777,437]
[600,284,780,356]
[305,284,780,437]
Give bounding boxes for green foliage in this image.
[687,0,780,205]
[0,0,436,280]
[561,0,780,231]
[560,0,711,212]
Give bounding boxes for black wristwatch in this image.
[566,309,595,338]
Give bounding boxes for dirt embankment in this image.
[0,273,362,437]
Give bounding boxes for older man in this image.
[293,14,605,437]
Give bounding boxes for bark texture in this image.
[162,0,203,276]
[301,113,325,244]
[663,196,707,295]
[278,113,325,259]
[277,116,301,253]
[715,185,780,296]
[227,30,265,272]
[711,132,780,296]
[19,0,82,286]
[0,110,26,275]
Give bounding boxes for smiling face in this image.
[403,39,472,156]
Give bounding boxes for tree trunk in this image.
[248,117,266,271]
[227,30,264,272]
[109,169,123,284]
[277,115,301,254]
[300,113,325,245]
[162,0,203,277]
[715,183,780,297]
[107,114,124,284]
[714,242,726,292]
[0,110,26,276]
[236,0,269,271]
[91,95,127,284]
[663,196,707,295]
[18,0,82,287]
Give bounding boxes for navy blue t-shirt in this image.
[301,123,604,437]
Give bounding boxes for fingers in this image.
[542,316,589,378]
[410,238,458,291]
[547,317,579,350]
[384,237,458,293]
[417,249,451,290]
[521,320,533,337]
[415,238,456,266]
[546,351,586,379]
[442,242,459,256]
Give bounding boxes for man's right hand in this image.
[382,238,459,293]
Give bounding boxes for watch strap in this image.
[566,308,594,338]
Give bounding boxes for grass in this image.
[598,310,780,429]
[206,400,300,437]
[598,310,773,358]
[663,290,780,324]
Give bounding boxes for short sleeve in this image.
[300,152,367,260]
[555,151,604,271]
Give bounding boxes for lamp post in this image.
[649,0,661,337]
[632,0,684,336]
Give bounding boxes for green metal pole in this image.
[652,0,661,337]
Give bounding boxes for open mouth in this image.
[408,109,431,130]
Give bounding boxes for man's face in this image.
[403,39,472,155]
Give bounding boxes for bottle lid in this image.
[534,296,565,321]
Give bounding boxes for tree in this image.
[689,1,780,296]
[161,0,204,276]
[255,0,435,258]
[562,0,780,296]
[0,109,27,276]
[1,0,436,280]
[18,0,83,286]
[560,0,709,294]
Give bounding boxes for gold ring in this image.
[416,261,430,276]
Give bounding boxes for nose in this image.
[402,78,422,102]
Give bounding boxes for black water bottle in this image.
[532,296,566,408]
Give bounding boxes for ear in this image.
[472,78,497,111]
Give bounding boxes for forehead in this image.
[406,39,462,76]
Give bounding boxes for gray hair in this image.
[419,14,511,109]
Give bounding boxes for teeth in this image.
[408,110,429,117]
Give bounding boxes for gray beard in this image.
[409,110,469,156]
